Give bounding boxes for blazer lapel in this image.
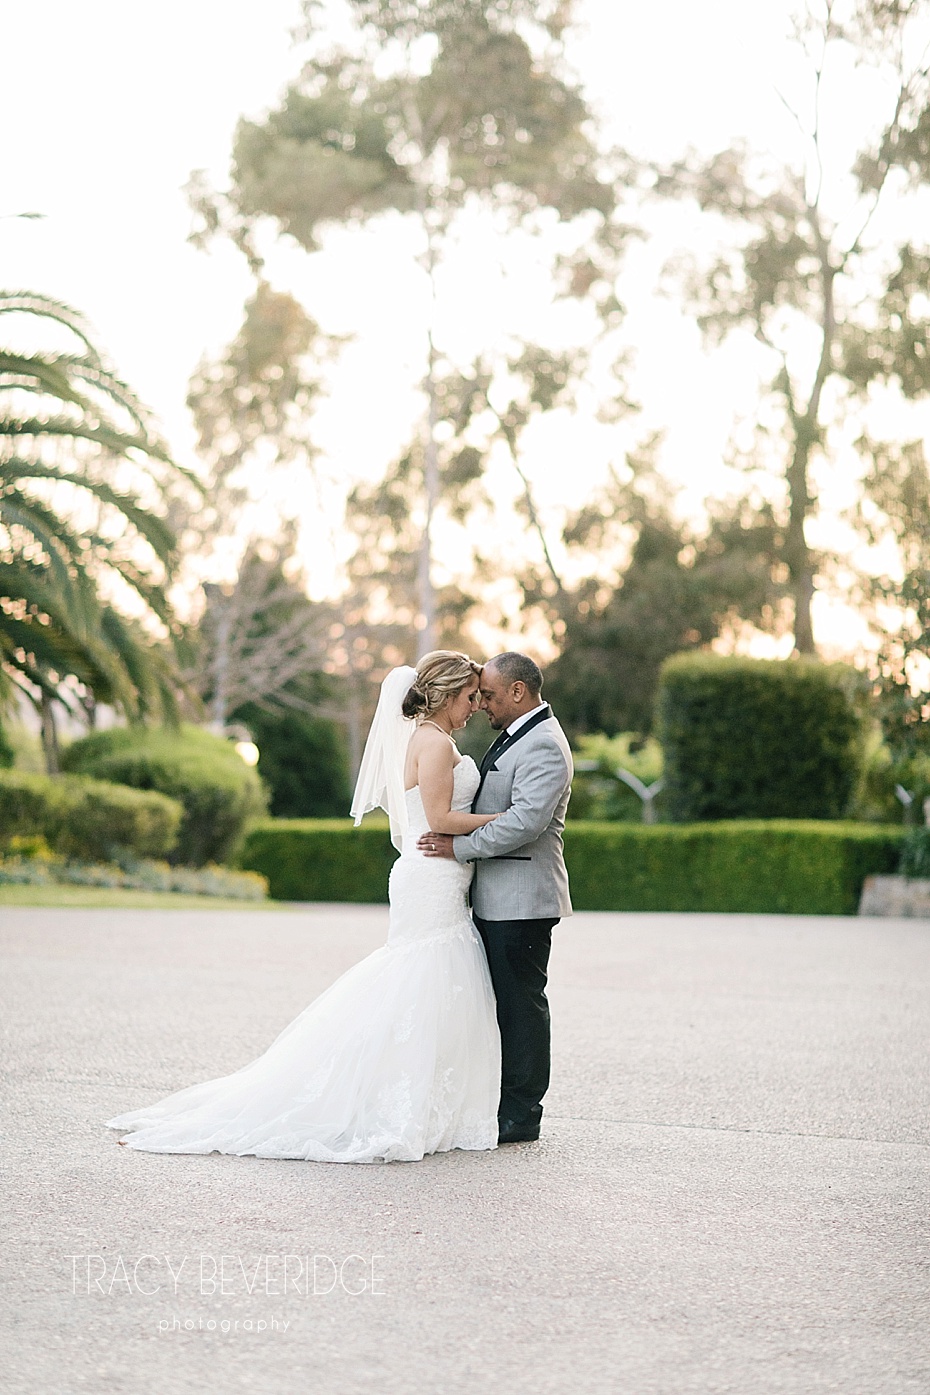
[473,706,552,805]
[478,729,510,776]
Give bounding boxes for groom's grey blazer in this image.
[453,707,573,921]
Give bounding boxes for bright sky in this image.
[0,0,909,656]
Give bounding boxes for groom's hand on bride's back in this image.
[418,833,456,859]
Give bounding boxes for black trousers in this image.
[473,914,558,1128]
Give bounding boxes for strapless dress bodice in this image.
[403,754,481,843]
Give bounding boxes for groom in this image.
[419,652,573,1144]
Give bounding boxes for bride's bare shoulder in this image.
[410,723,451,748]
[409,724,455,766]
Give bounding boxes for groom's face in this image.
[478,663,525,730]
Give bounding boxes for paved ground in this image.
[1,905,928,1395]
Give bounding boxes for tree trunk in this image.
[499,421,564,596]
[81,691,98,729]
[210,597,232,732]
[787,248,835,657]
[40,691,60,775]
[785,434,816,655]
[417,323,440,658]
[405,97,444,659]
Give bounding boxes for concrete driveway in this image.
[1,905,928,1395]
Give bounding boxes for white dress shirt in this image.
[502,701,546,739]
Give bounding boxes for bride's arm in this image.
[416,734,499,835]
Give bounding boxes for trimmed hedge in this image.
[563,820,903,915]
[61,724,267,866]
[241,819,396,903]
[0,769,182,862]
[657,653,863,821]
[240,817,905,916]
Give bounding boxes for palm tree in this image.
[0,291,195,768]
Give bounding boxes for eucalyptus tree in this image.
[182,281,351,754]
[0,291,191,768]
[433,344,596,601]
[190,0,628,653]
[185,280,326,547]
[325,339,590,765]
[193,532,334,731]
[335,338,603,665]
[654,0,930,654]
[544,448,786,736]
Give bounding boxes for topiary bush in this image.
[0,769,181,861]
[61,724,266,866]
[656,654,863,822]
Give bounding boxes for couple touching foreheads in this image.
[107,650,573,1164]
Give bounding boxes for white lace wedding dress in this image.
[107,756,501,1163]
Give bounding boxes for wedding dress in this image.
[106,754,501,1163]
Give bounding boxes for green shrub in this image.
[61,724,266,866]
[899,826,930,879]
[848,726,899,822]
[56,777,182,862]
[0,770,69,842]
[0,769,181,861]
[657,654,863,822]
[5,833,55,860]
[849,736,930,825]
[890,753,930,824]
[239,817,903,915]
[569,732,664,821]
[236,703,351,818]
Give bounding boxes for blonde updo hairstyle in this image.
[402,650,481,721]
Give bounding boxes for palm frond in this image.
[0,351,91,409]
[100,607,184,722]
[1,459,177,563]
[0,488,99,596]
[0,291,102,362]
[98,555,177,627]
[0,560,102,651]
[0,414,173,465]
[0,288,192,734]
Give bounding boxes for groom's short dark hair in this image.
[488,651,543,696]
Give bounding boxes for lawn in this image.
[0,884,285,911]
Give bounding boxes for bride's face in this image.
[442,676,481,731]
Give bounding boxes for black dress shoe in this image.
[498,1119,540,1144]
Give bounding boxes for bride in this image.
[106,651,503,1164]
